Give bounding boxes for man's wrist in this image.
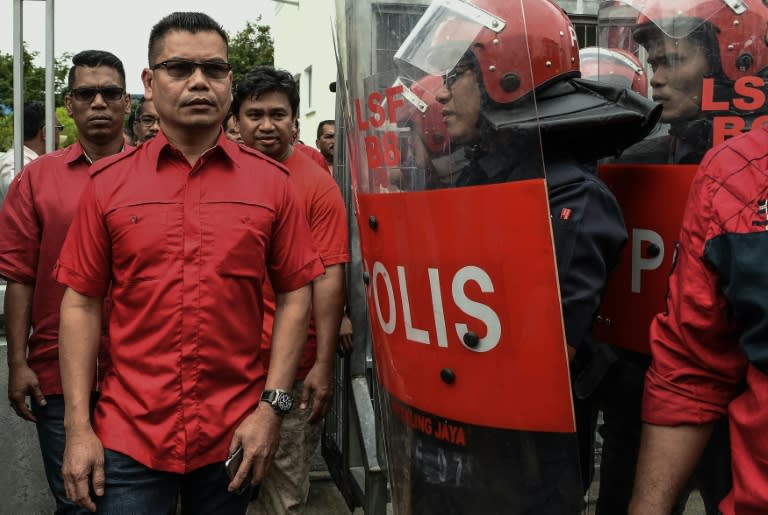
[7,356,29,367]
[64,418,93,433]
[260,388,294,415]
[256,401,285,422]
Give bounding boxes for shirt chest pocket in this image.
[107,203,171,283]
[202,202,273,282]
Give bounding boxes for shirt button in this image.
[131,215,138,224]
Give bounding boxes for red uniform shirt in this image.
[296,143,331,173]
[645,127,768,514]
[0,142,121,394]
[261,149,349,380]
[55,132,323,473]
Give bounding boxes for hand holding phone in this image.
[225,446,253,495]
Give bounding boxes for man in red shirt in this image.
[630,129,768,515]
[0,49,131,514]
[233,66,349,514]
[55,13,323,514]
[315,119,335,172]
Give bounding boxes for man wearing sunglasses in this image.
[131,97,161,144]
[0,49,131,515]
[0,101,61,207]
[55,12,322,514]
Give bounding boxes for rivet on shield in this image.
[463,331,480,349]
[500,73,521,93]
[737,52,754,71]
[368,215,378,230]
[492,38,500,46]
[728,44,735,51]
[647,243,661,258]
[545,61,552,68]
[362,272,370,285]
[489,65,497,72]
[440,368,456,385]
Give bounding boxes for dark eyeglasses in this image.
[443,65,474,89]
[137,116,161,127]
[151,59,232,80]
[69,86,125,103]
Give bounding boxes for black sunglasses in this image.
[151,59,232,80]
[69,86,125,103]
[443,64,474,89]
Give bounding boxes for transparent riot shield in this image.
[332,0,583,513]
[594,0,768,353]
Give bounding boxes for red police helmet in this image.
[633,0,768,82]
[395,0,581,105]
[579,46,649,96]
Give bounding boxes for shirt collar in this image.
[62,141,88,165]
[147,129,239,170]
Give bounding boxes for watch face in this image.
[276,392,293,412]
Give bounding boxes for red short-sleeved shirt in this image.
[260,149,349,380]
[0,142,121,394]
[296,143,331,173]
[55,132,323,473]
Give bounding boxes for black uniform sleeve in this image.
[548,167,627,350]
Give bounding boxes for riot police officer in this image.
[393,0,660,511]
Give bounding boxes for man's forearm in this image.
[267,284,313,390]
[5,281,33,366]
[630,422,714,514]
[59,288,102,430]
[312,265,345,366]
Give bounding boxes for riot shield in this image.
[594,0,768,353]
[332,0,582,513]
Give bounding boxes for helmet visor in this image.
[614,0,736,41]
[394,0,506,76]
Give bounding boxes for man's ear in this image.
[64,94,74,117]
[141,68,153,101]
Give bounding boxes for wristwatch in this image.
[260,388,294,415]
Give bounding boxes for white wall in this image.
[273,0,337,149]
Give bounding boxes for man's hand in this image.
[227,404,283,493]
[338,314,353,355]
[8,362,45,422]
[302,361,335,423]
[62,426,105,512]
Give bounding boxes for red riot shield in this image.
[332,0,582,512]
[594,164,697,354]
[594,0,768,354]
